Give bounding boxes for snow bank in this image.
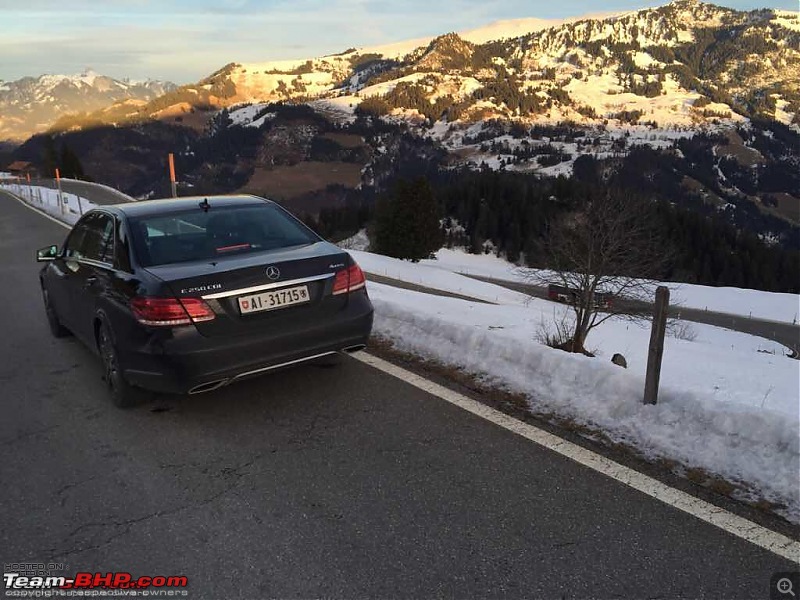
[423,248,800,325]
[351,249,530,306]
[669,284,799,325]
[1,183,96,226]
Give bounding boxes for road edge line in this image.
[0,188,71,230]
[353,351,800,562]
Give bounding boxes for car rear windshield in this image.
[128,203,319,267]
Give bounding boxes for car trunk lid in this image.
[144,241,352,337]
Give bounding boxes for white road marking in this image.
[353,351,800,562]
[1,189,71,230]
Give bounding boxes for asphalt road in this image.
[1,190,797,599]
[463,274,800,357]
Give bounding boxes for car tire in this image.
[42,288,70,338]
[98,320,147,408]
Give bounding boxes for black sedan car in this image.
[37,195,374,407]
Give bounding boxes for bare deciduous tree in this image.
[521,190,672,354]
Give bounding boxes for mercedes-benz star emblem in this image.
[266,266,280,280]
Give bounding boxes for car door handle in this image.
[83,276,98,288]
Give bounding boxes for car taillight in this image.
[131,297,216,326]
[332,263,367,296]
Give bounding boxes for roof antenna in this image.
[199,198,210,212]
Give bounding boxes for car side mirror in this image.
[36,245,59,262]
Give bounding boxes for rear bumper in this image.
[122,293,373,395]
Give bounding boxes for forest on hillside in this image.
[305,157,800,294]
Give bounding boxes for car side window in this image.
[64,220,90,259]
[65,213,115,264]
[114,219,133,272]
[96,215,115,265]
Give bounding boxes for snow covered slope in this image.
[210,1,798,132]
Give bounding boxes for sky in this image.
[0,0,795,84]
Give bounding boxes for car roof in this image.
[103,195,273,218]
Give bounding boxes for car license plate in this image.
[238,285,310,314]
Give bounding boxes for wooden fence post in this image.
[644,286,670,405]
[168,153,177,198]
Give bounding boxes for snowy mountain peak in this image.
[0,71,177,142]
[414,34,475,70]
[79,68,98,86]
[659,0,734,22]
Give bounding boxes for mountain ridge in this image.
[97,0,798,131]
[9,2,798,137]
[0,70,176,143]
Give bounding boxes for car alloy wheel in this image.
[98,321,145,408]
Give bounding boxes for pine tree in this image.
[42,136,58,177]
[59,144,85,179]
[372,178,442,261]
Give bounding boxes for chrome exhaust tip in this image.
[188,379,229,394]
[342,344,366,354]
